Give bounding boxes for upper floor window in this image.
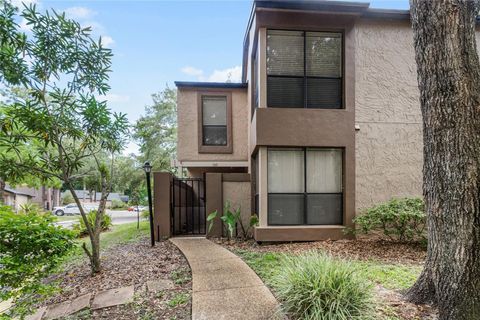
[202,96,227,145]
[198,92,232,154]
[266,30,343,109]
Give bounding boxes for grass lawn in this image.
[63,221,149,265]
[233,249,426,320]
[234,249,421,291]
[53,215,79,222]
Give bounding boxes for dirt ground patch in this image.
[43,237,191,320]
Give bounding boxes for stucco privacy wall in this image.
[354,19,423,211]
[222,181,252,236]
[177,88,249,162]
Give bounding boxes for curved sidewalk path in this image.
[170,237,281,320]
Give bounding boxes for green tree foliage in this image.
[134,87,177,172]
[62,190,74,205]
[0,205,76,318]
[110,154,144,195]
[0,2,128,273]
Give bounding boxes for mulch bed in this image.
[44,237,191,320]
[213,237,426,265]
[214,237,437,320]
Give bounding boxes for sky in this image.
[15,0,409,154]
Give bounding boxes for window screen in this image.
[267,148,343,225]
[266,30,343,109]
[202,96,227,146]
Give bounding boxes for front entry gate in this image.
[170,178,206,236]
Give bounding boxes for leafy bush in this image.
[353,197,426,242]
[110,198,127,209]
[141,209,150,218]
[18,202,45,215]
[73,210,112,237]
[0,206,76,317]
[62,190,74,205]
[207,201,259,240]
[271,251,375,320]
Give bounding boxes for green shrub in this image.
[73,210,112,237]
[62,190,74,205]
[110,198,127,209]
[18,202,45,215]
[271,251,375,320]
[141,209,150,218]
[353,197,426,242]
[0,205,76,317]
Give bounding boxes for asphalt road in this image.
[55,210,145,229]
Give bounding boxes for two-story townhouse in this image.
[168,0,423,242]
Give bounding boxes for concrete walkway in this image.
[170,238,281,320]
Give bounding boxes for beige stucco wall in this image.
[355,19,423,212]
[222,181,252,235]
[177,88,249,162]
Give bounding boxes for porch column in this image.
[153,172,172,240]
[205,173,223,238]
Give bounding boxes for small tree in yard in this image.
[408,1,480,319]
[0,2,128,273]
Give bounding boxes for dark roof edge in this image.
[174,81,248,89]
[256,0,370,12]
[241,1,417,81]
[4,187,34,197]
[363,8,410,20]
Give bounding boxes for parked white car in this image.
[52,203,97,216]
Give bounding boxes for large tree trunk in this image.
[407,1,480,319]
[0,178,5,204]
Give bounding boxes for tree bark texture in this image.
[407,1,480,319]
[0,179,5,204]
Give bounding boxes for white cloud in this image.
[98,93,130,103]
[101,35,115,48]
[81,20,106,35]
[11,0,37,9]
[181,66,204,78]
[207,66,242,83]
[180,65,242,83]
[64,6,96,20]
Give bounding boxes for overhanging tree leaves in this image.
[407,1,480,319]
[134,87,177,172]
[0,2,128,273]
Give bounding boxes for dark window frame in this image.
[251,46,259,120]
[266,29,345,109]
[267,147,344,226]
[197,91,233,154]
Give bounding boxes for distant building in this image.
[63,190,129,205]
[4,186,34,211]
[15,186,61,210]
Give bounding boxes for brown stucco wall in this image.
[153,172,172,240]
[250,12,357,237]
[354,19,423,212]
[177,88,249,162]
[222,179,252,237]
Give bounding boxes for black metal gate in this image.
[170,178,206,236]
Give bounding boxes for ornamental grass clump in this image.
[271,251,375,320]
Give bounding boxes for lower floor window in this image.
[267,148,343,225]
